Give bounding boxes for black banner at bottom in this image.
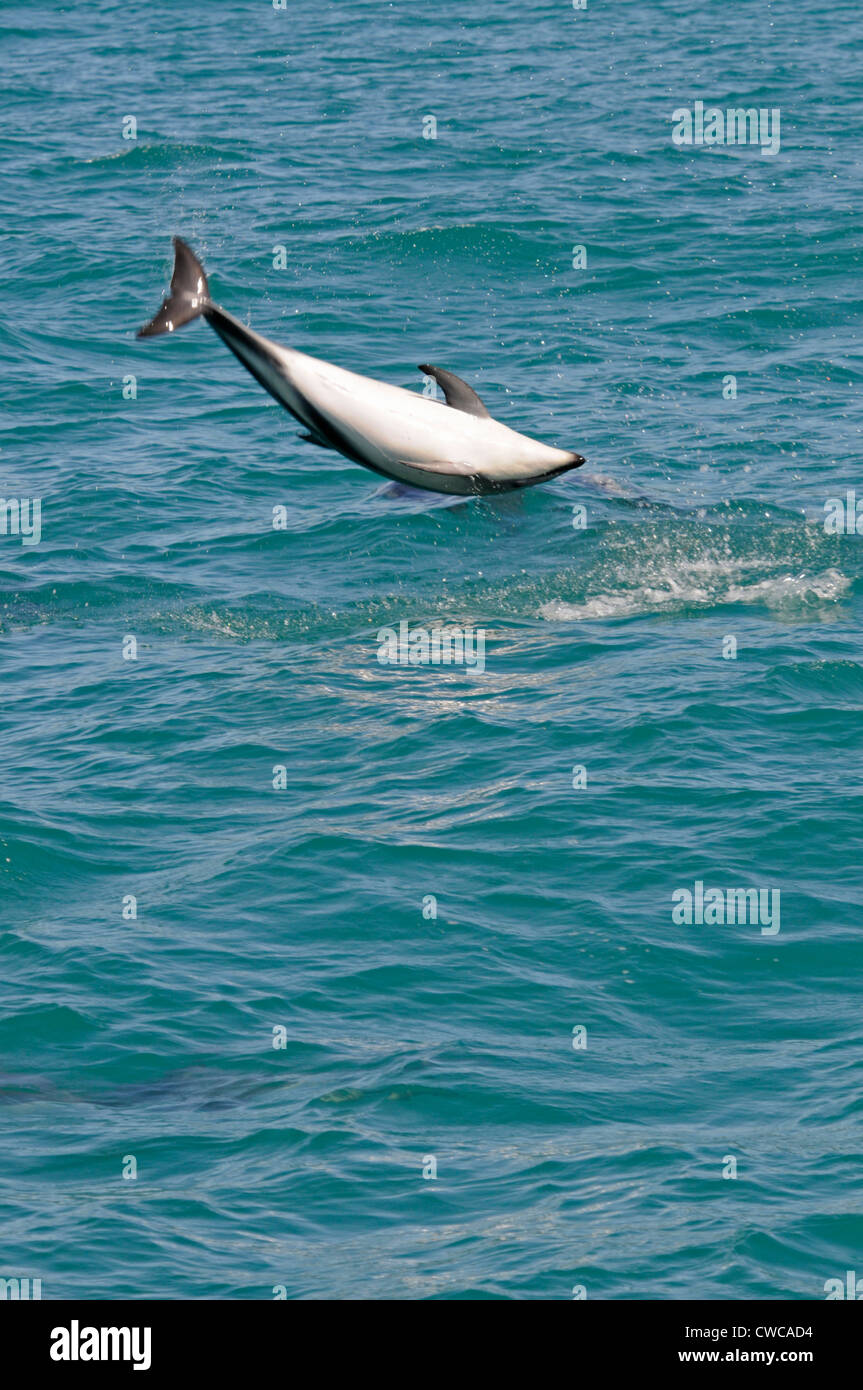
[2,1297,858,1375]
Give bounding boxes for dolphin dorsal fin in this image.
[417,364,491,418]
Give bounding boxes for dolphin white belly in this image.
[138,237,586,496]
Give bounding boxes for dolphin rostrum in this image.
[137,237,586,496]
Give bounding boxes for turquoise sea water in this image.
[1,0,862,1299]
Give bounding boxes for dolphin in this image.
[137,237,586,496]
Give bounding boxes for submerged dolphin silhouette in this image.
[137,237,586,496]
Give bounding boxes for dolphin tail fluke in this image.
[137,236,210,338]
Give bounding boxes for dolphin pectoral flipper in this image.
[417,364,491,418]
[137,237,210,337]
[298,431,336,450]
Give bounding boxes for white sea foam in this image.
[541,566,849,622]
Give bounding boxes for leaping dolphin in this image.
[137,237,586,496]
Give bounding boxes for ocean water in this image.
[1,0,862,1301]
